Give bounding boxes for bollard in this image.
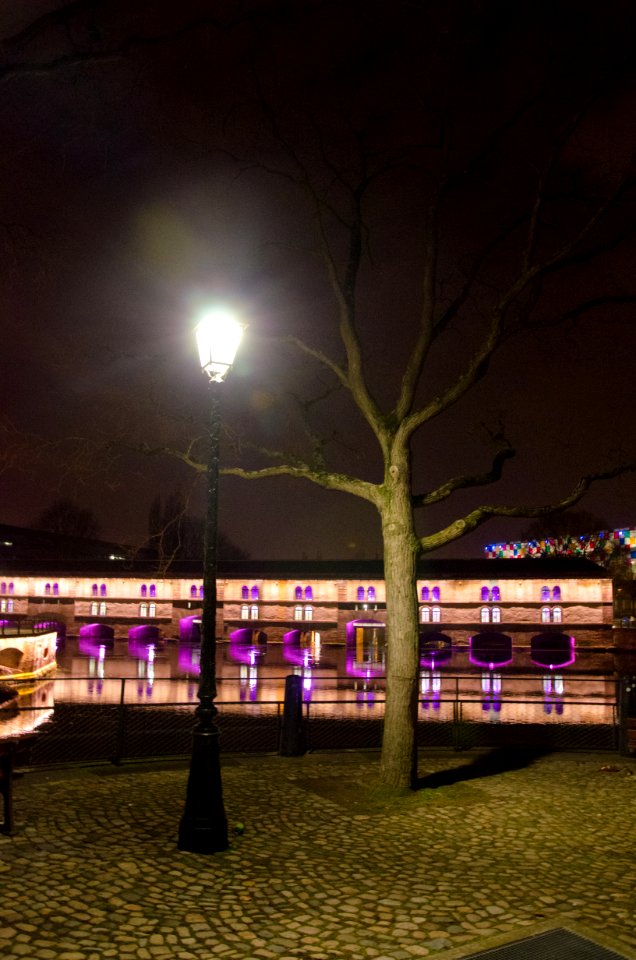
[279,674,306,756]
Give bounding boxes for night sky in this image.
[0,0,635,560]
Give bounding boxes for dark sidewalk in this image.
[1,750,635,960]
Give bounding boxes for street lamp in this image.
[178,307,244,854]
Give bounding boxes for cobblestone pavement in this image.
[1,749,635,960]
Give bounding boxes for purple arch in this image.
[129,624,161,642]
[419,632,453,667]
[79,623,114,640]
[229,628,267,664]
[530,633,575,669]
[179,615,201,643]
[469,632,513,668]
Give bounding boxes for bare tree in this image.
[3,1,636,790]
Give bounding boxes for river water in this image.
[3,628,636,743]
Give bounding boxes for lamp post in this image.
[178,308,244,854]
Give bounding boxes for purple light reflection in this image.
[530,633,576,669]
[79,623,114,640]
[469,632,513,668]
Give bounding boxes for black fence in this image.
[3,673,627,767]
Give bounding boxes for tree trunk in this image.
[378,449,420,789]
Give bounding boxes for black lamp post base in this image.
[178,727,229,854]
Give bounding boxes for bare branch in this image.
[419,463,636,553]
[222,463,381,507]
[413,434,516,508]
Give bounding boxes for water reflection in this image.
[43,627,634,727]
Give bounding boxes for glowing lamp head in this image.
[195,308,244,382]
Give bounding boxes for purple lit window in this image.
[480,607,490,623]
[0,583,5,594]
[100,584,107,597]
[541,586,550,602]
[420,606,430,622]
[552,586,561,601]
[8,583,13,594]
[295,586,303,600]
[357,586,365,601]
[199,586,204,599]
[53,583,59,596]
[305,586,313,600]
[481,586,490,602]
[251,586,260,600]
[432,586,440,602]
[141,584,147,598]
[190,585,198,598]
[421,586,430,601]
[45,583,51,595]
[367,587,376,601]
[92,584,98,597]
[491,586,500,602]
[241,585,249,600]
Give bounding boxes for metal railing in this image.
[3,672,624,767]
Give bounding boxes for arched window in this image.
[251,586,260,600]
[304,605,313,620]
[421,586,430,601]
[357,586,365,601]
[294,605,303,620]
[199,586,204,599]
[53,583,59,596]
[0,582,5,594]
[250,605,258,619]
[241,585,249,600]
[481,586,490,602]
[90,602,98,615]
[492,606,501,623]
[100,584,107,597]
[553,606,562,623]
[420,606,430,622]
[45,583,51,595]
[367,586,376,601]
[432,606,441,623]
[491,586,500,602]
[190,585,198,598]
[92,584,98,597]
[149,585,156,599]
[99,602,106,616]
[140,602,148,617]
[148,603,156,617]
[141,584,147,598]
[8,583,13,594]
[541,586,550,602]
[295,586,303,600]
[304,586,313,600]
[480,607,490,623]
[552,586,561,601]
[432,586,440,602]
[241,605,249,620]
[541,606,551,623]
